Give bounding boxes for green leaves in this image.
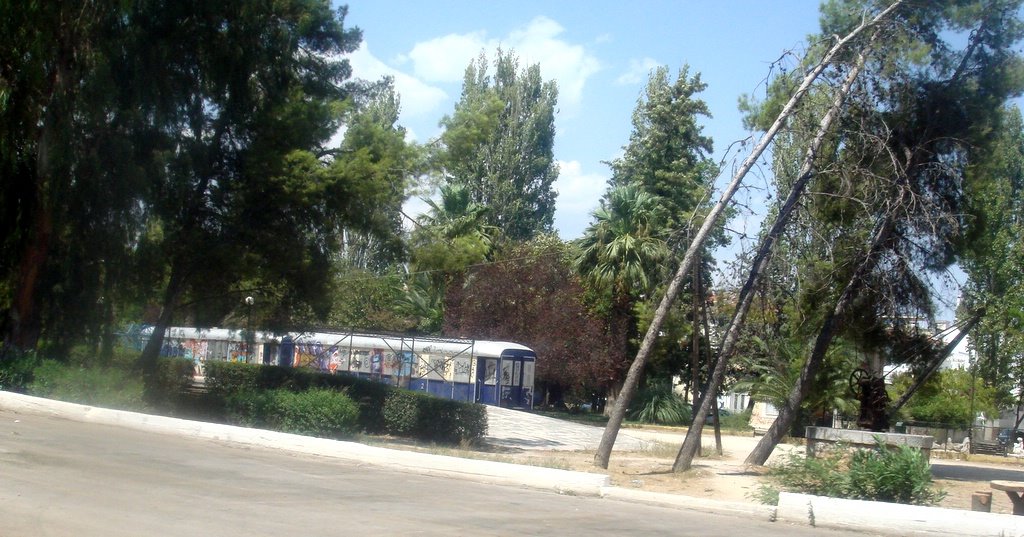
[766,440,945,506]
[576,184,669,297]
[436,49,558,242]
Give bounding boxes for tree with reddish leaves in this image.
[444,235,623,405]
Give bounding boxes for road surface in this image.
[0,409,875,536]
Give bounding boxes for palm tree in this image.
[575,184,670,412]
[408,183,494,333]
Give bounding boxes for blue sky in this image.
[341,0,825,242]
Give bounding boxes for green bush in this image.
[225,389,275,427]
[761,439,945,506]
[846,444,943,504]
[719,408,753,431]
[628,381,692,425]
[0,348,40,392]
[205,362,391,432]
[273,388,360,438]
[382,390,487,444]
[206,361,485,442]
[226,388,359,439]
[149,357,196,406]
[383,390,420,436]
[205,361,261,398]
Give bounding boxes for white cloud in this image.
[616,57,661,86]
[404,17,601,113]
[506,17,602,111]
[553,160,607,240]
[348,43,449,131]
[407,32,489,83]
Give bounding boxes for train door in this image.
[476,357,498,405]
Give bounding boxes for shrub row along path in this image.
[484,406,1024,514]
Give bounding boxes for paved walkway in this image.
[484,405,658,451]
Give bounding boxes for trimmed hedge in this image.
[205,361,486,444]
[383,390,488,444]
[226,388,359,439]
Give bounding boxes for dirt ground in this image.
[389,429,1024,515]
[507,446,1021,514]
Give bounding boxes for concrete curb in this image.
[777,492,1024,537]
[0,391,608,496]
[601,486,776,520]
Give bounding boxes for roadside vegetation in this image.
[1,347,486,446]
[754,440,945,507]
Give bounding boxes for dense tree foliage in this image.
[739,0,1024,465]
[445,236,622,402]
[608,66,718,234]
[891,369,999,426]
[436,50,558,242]
[960,106,1024,409]
[0,3,413,391]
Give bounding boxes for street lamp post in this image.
[245,296,254,363]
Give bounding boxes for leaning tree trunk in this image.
[742,8,993,466]
[888,311,984,417]
[591,1,903,470]
[673,40,874,472]
[689,261,702,423]
[744,210,899,466]
[137,262,186,395]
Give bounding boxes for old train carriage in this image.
[149,326,536,408]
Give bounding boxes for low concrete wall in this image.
[806,426,934,458]
[777,492,1024,536]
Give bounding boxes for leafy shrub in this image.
[383,389,488,444]
[383,390,420,436]
[0,348,40,392]
[272,388,359,438]
[205,361,260,398]
[207,361,484,442]
[206,362,393,432]
[628,381,692,425]
[846,444,943,504]
[225,389,275,427]
[718,408,753,431]
[761,439,945,506]
[149,358,196,406]
[226,388,359,439]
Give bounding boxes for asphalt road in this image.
[0,409,873,537]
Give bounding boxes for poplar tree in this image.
[437,50,559,242]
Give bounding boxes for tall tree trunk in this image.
[591,2,902,469]
[137,261,185,393]
[674,42,873,472]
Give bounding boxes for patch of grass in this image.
[646,441,683,458]
[717,409,753,433]
[27,359,147,411]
